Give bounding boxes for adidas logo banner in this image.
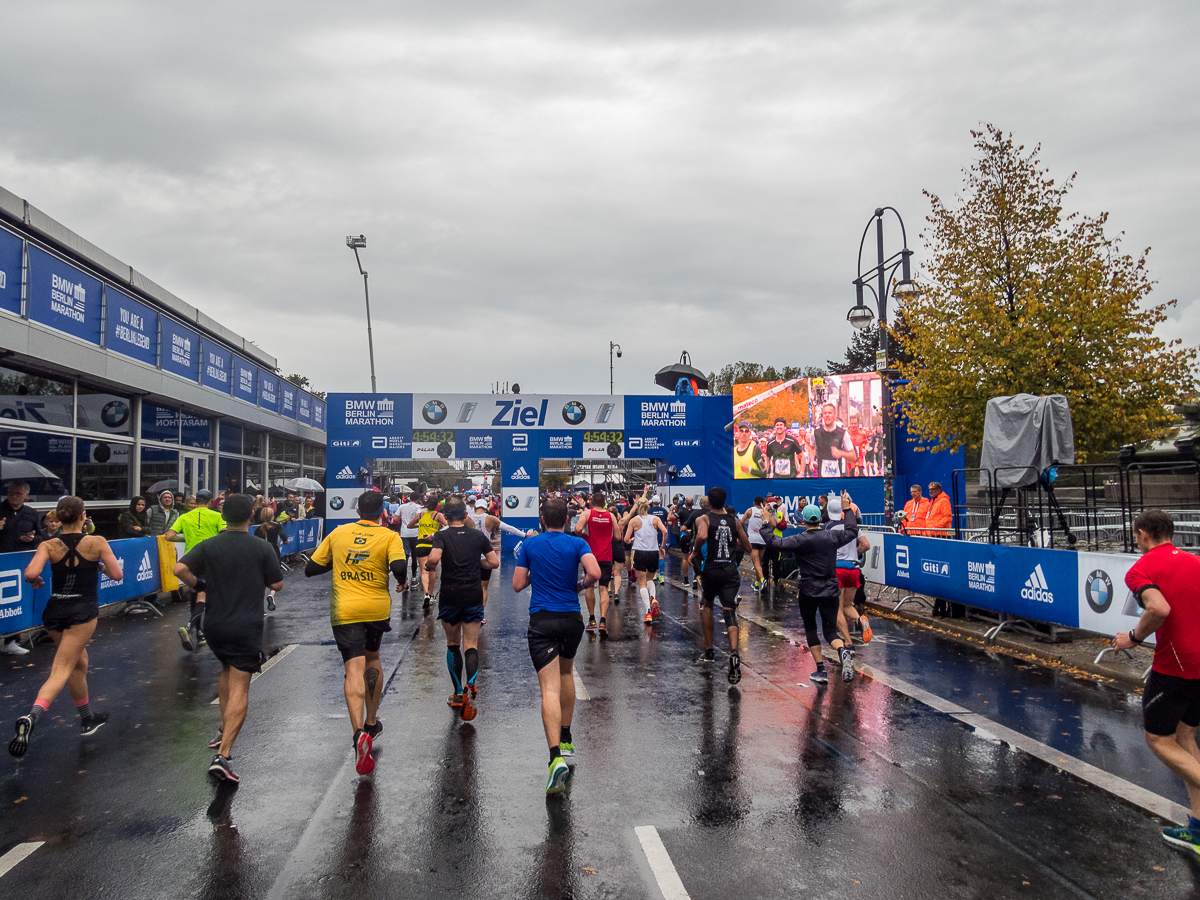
[1021,563,1055,604]
[336,465,356,481]
[678,464,696,479]
[137,551,154,582]
[511,466,531,480]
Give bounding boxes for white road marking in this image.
[573,669,591,701]
[634,825,690,900]
[211,644,299,705]
[736,609,1190,826]
[0,842,44,878]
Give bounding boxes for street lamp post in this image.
[609,342,622,395]
[346,235,377,394]
[849,207,917,517]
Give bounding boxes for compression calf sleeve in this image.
[446,645,463,693]
[464,648,479,686]
[639,587,650,609]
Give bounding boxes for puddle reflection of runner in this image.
[692,683,748,827]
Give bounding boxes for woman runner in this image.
[624,498,668,625]
[741,497,769,592]
[10,497,122,757]
[410,495,447,609]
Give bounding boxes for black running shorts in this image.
[527,611,584,670]
[42,598,99,632]
[414,545,432,559]
[332,620,392,662]
[208,642,266,674]
[1143,670,1200,737]
[597,560,613,587]
[633,550,659,573]
[480,566,493,584]
[438,604,485,626]
[701,563,741,608]
[678,533,693,553]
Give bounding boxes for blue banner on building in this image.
[202,341,234,394]
[259,370,279,412]
[0,229,22,316]
[280,381,297,419]
[234,356,257,403]
[161,317,201,381]
[26,245,103,344]
[106,289,159,366]
[298,392,312,425]
[313,399,326,430]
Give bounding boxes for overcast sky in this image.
[3,1,1197,396]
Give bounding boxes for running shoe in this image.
[208,754,239,784]
[2,639,29,655]
[810,667,829,684]
[207,727,224,750]
[728,652,742,685]
[859,615,873,643]
[691,578,699,591]
[365,719,383,740]
[697,648,715,663]
[266,592,276,612]
[80,712,109,737]
[586,616,597,632]
[448,693,464,708]
[178,624,196,652]
[650,598,661,619]
[839,647,855,683]
[753,579,763,593]
[560,740,575,758]
[8,715,34,757]
[657,572,665,584]
[422,595,432,612]
[598,619,608,639]
[643,611,654,625]
[1163,825,1200,857]
[460,690,477,721]
[354,730,375,775]
[546,756,569,795]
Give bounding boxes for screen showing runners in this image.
[731,374,884,479]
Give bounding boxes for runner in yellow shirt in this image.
[305,490,407,775]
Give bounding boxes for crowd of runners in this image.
[7,485,1200,857]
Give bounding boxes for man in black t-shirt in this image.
[690,487,753,684]
[765,418,804,479]
[175,494,283,785]
[427,498,498,721]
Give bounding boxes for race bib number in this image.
[773,457,792,476]
[819,459,841,478]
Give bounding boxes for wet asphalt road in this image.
[1,555,1198,899]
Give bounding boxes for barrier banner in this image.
[1076,550,1153,644]
[282,518,324,553]
[97,537,161,603]
[158,536,182,591]
[0,549,49,635]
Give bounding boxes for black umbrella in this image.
[653,351,708,392]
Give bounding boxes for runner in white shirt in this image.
[624,498,668,625]
[470,497,533,607]
[398,495,424,586]
[741,496,769,592]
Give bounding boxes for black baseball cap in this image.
[196,489,213,500]
[738,421,752,431]
[222,493,255,524]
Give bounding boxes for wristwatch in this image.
[1128,630,1143,645]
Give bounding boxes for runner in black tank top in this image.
[689,487,753,684]
[10,497,122,757]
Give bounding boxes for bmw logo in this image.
[562,401,586,425]
[505,495,519,509]
[1085,569,1114,614]
[330,496,345,511]
[101,400,130,429]
[422,400,448,425]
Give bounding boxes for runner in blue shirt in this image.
[513,497,601,795]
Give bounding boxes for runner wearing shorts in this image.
[690,487,753,684]
[306,491,408,775]
[471,496,531,607]
[823,494,873,646]
[625,498,668,624]
[409,496,447,609]
[173,494,283,783]
[513,497,600,794]
[1112,509,1200,856]
[574,491,616,637]
[429,499,498,721]
[608,502,625,598]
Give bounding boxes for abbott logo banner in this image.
[895,545,910,578]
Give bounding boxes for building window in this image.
[0,363,74,428]
[219,421,242,454]
[268,462,299,494]
[244,430,263,457]
[219,457,243,496]
[270,436,299,466]
[77,382,132,437]
[141,446,179,498]
[76,437,130,501]
[0,427,71,501]
[244,460,263,496]
[143,403,180,444]
[181,410,210,449]
[303,444,325,469]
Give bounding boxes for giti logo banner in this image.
[411,394,623,430]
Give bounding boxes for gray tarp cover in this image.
[979,394,1075,488]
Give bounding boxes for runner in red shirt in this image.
[1113,508,1200,856]
[575,490,616,639]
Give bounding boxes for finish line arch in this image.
[324,392,887,538]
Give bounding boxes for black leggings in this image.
[798,593,841,649]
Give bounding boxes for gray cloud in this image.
[2,1,1197,395]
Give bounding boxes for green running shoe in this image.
[560,741,575,758]
[1163,825,1200,857]
[546,756,569,795]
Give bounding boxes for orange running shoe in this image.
[448,693,464,708]
[650,598,661,619]
[859,615,873,643]
[461,689,477,721]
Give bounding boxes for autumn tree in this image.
[895,125,1196,458]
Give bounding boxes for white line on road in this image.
[734,608,1189,825]
[0,842,44,878]
[211,643,299,705]
[573,669,591,701]
[634,825,689,900]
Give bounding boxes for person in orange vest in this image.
[926,482,952,537]
[902,484,930,535]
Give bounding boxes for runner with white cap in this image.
[824,493,873,646]
[471,496,535,608]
